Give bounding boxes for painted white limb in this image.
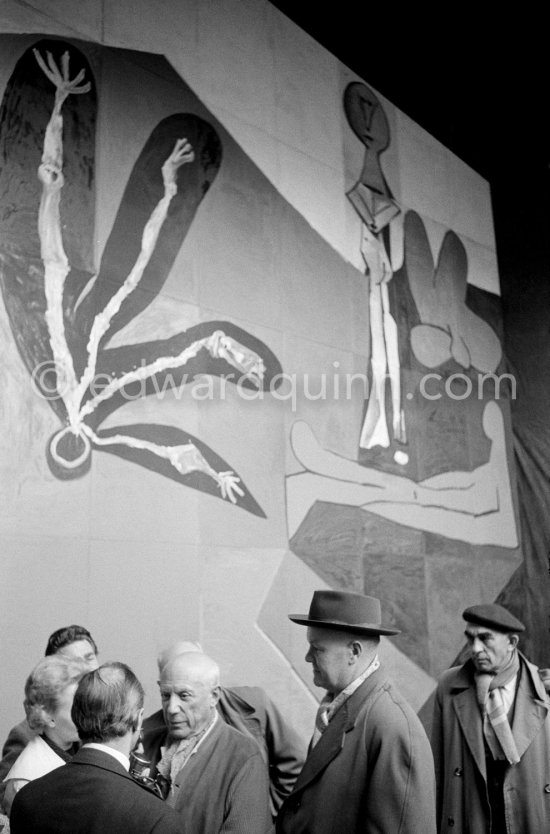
[360,280,389,448]
[358,225,406,450]
[381,281,405,443]
[34,49,91,425]
[79,330,264,419]
[77,138,195,407]
[82,424,244,503]
[208,331,266,386]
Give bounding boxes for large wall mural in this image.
[0,41,282,516]
[286,82,516,548]
[277,81,519,687]
[0,18,522,736]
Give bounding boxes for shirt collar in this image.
[82,742,130,771]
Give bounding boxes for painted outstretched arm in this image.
[35,51,256,503]
[286,401,517,546]
[35,49,91,407]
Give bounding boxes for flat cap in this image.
[463,603,525,633]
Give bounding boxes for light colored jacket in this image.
[3,735,65,815]
[431,652,550,833]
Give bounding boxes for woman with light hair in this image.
[2,655,86,815]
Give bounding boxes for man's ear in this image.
[509,633,519,650]
[349,640,363,663]
[211,685,221,706]
[132,707,144,734]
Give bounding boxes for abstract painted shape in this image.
[404,211,502,373]
[0,41,282,516]
[286,399,517,547]
[344,82,405,454]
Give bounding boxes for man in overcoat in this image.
[431,603,550,833]
[276,590,437,834]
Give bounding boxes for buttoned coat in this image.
[431,653,550,833]
[276,668,437,834]
[143,714,273,834]
[142,684,304,815]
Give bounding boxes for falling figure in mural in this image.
[287,399,517,547]
[344,82,405,455]
[25,47,277,511]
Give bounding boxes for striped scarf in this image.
[474,651,520,765]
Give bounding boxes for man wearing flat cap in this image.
[276,590,436,834]
[431,603,550,833]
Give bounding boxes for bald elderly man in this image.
[432,603,550,833]
[142,651,273,834]
[140,641,304,817]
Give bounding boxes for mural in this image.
[0,41,282,516]
[286,83,517,548]
[276,81,519,687]
[343,82,403,455]
[0,17,523,737]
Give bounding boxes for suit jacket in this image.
[142,685,304,815]
[143,713,273,834]
[10,746,182,834]
[431,653,550,834]
[276,668,437,834]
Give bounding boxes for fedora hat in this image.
[289,590,400,636]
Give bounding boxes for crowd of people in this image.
[1,591,549,833]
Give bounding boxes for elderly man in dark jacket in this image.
[138,640,304,818]
[142,651,273,834]
[276,590,437,834]
[431,603,550,834]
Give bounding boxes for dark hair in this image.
[45,625,98,657]
[72,662,144,743]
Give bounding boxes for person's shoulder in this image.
[435,664,468,692]
[5,734,59,781]
[365,675,424,721]
[224,684,269,709]
[216,718,265,760]
[142,709,166,734]
[2,719,35,759]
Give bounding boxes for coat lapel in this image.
[290,701,349,794]
[451,669,487,779]
[290,671,381,796]
[512,656,550,759]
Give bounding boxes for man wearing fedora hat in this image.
[431,603,550,833]
[276,590,436,834]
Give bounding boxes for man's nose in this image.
[167,693,180,713]
[305,648,312,664]
[471,638,484,654]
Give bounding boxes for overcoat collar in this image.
[450,652,549,778]
[70,746,134,781]
[290,668,384,796]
